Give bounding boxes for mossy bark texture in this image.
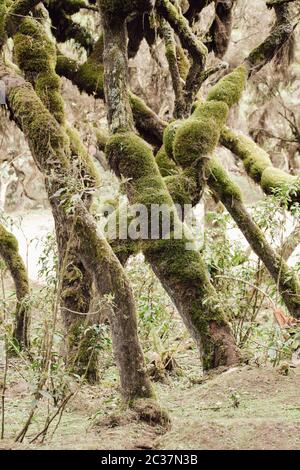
[157,0,208,114]
[101,6,240,370]
[221,127,300,206]
[13,16,99,382]
[162,62,300,318]
[0,59,154,402]
[0,223,30,348]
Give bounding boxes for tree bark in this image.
[13,15,100,382]
[101,5,240,370]
[0,62,156,404]
[0,223,30,348]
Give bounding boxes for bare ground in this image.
[1,356,300,450]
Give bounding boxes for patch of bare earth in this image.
[1,359,300,450]
[157,365,300,450]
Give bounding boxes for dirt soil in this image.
[1,360,300,450]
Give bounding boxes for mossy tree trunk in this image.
[13,15,100,382]
[0,62,157,406]
[0,223,30,349]
[161,61,300,318]
[100,3,240,370]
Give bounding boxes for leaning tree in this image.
[1,0,300,412]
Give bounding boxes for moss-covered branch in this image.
[101,4,240,370]
[207,159,300,318]
[12,15,101,381]
[244,0,297,75]
[157,0,208,114]
[0,223,30,348]
[160,17,185,118]
[221,127,300,205]
[162,62,300,318]
[0,61,156,402]
[129,93,167,147]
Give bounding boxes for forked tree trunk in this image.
[0,63,158,408]
[13,16,100,382]
[101,6,240,370]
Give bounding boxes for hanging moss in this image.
[207,65,248,107]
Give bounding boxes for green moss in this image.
[134,175,171,207]
[192,100,229,128]
[221,128,273,181]
[56,53,79,77]
[165,171,194,206]
[261,167,298,193]
[9,84,70,171]
[96,127,109,152]
[77,60,104,97]
[163,119,183,159]
[163,101,229,171]
[207,158,243,202]
[0,222,30,348]
[106,129,234,369]
[35,72,65,124]
[244,155,271,181]
[176,43,190,81]
[207,65,248,108]
[14,18,65,124]
[69,35,104,98]
[0,0,7,48]
[0,223,18,252]
[156,145,178,177]
[106,132,162,182]
[129,93,150,117]
[14,19,56,73]
[173,117,219,168]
